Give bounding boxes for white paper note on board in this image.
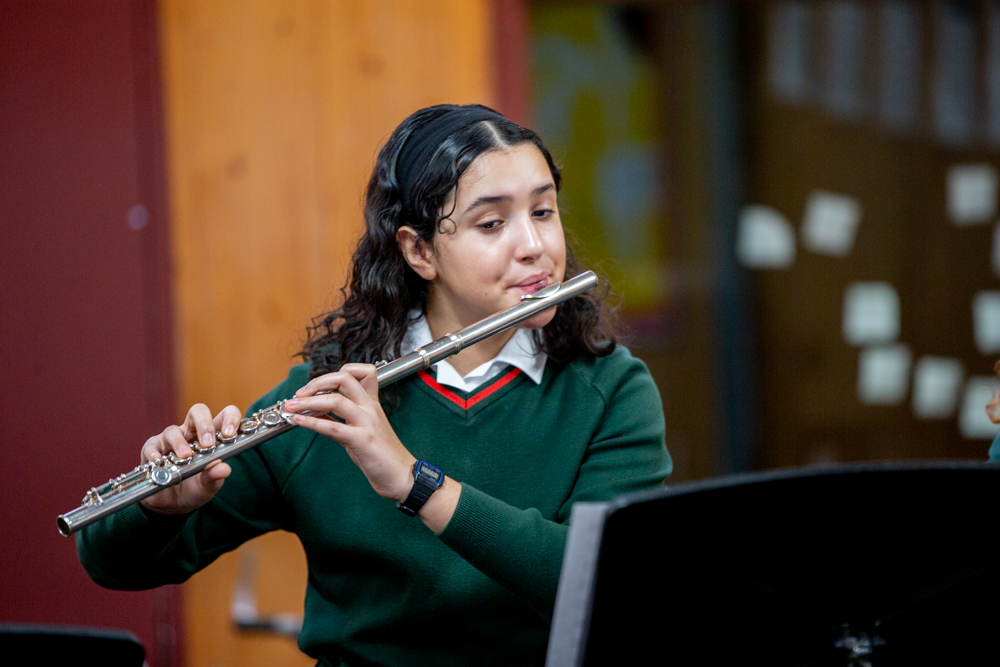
[973,291,1000,354]
[858,344,912,405]
[801,190,862,257]
[737,205,796,269]
[912,356,964,419]
[947,164,998,225]
[959,376,1000,439]
[843,282,901,345]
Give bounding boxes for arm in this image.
[77,445,289,590]
[77,383,300,590]
[435,356,671,618]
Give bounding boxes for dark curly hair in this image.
[300,104,618,405]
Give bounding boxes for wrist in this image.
[418,476,461,534]
[393,456,418,503]
[396,460,445,517]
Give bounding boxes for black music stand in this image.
[546,462,1000,667]
[0,624,145,666]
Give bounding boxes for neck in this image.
[423,307,516,377]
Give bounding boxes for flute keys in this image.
[82,488,103,506]
[239,417,260,434]
[150,465,180,486]
[168,452,192,466]
[192,436,217,455]
[261,410,282,427]
[217,430,238,445]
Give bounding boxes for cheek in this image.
[435,237,498,279]
[548,224,567,271]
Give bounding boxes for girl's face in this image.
[399,142,566,333]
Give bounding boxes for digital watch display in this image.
[396,460,444,517]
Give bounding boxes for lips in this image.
[515,273,549,293]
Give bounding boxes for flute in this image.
[57,271,598,536]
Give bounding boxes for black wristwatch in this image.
[396,460,444,517]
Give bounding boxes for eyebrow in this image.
[462,183,555,216]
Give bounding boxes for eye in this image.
[532,208,555,220]
[478,219,504,230]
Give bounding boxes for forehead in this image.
[455,143,554,202]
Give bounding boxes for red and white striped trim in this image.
[417,367,522,410]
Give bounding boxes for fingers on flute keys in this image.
[294,364,379,401]
[139,403,240,515]
[141,403,243,464]
[288,371,371,428]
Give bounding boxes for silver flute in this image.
[57,271,598,537]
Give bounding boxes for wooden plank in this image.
[158,1,494,664]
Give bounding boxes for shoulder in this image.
[541,346,661,422]
[558,346,656,399]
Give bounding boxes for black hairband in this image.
[396,105,507,206]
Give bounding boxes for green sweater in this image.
[78,346,671,666]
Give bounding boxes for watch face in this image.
[416,461,443,484]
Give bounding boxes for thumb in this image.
[199,461,231,493]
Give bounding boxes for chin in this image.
[518,306,558,331]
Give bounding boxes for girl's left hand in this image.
[283,364,416,502]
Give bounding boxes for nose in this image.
[514,215,544,262]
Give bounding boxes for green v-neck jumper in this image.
[78,346,671,667]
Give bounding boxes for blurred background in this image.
[3,1,1000,665]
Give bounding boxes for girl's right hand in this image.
[139,403,243,515]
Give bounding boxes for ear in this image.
[396,226,437,281]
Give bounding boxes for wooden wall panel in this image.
[158,1,494,664]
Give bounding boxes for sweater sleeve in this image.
[76,375,303,591]
[436,352,671,618]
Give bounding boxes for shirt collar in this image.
[401,311,547,390]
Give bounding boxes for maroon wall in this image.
[0,1,178,664]
[493,0,531,127]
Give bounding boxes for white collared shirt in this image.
[400,312,547,392]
